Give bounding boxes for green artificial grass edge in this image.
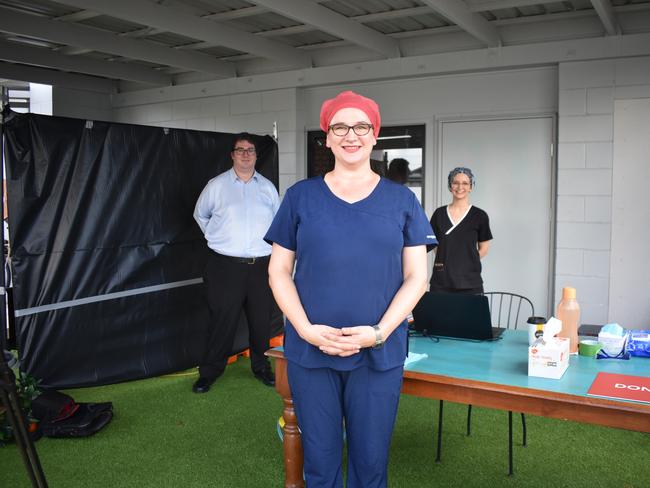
[1,358,648,488]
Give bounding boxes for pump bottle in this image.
[556,287,580,354]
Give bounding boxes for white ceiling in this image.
[0,0,649,93]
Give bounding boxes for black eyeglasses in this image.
[328,123,373,137]
[233,147,256,156]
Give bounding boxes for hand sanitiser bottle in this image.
[556,287,580,354]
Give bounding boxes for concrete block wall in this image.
[52,87,112,121]
[112,88,299,195]
[556,56,650,324]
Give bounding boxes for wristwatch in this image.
[372,325,384,349]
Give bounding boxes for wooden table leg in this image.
[273,356,305,488]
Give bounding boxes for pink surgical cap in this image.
[319,90,381,137]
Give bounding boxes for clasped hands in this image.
[302,324,379,357]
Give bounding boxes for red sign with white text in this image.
[587,372,650,404]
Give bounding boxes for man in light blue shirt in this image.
[192,133,280,393]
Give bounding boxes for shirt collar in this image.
[229,167,258,183]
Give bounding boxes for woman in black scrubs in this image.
[429,167,492,294]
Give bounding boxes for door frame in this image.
[435,113,558,316]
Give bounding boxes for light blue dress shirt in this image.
[194,168,280,258]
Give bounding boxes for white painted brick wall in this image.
[613,85,650,99]
[172,97,229,120]
[584,196,611,222]
[52,87,112,121]
[149,120,186,129]
[586,87,613,115]
[558,59,615,89]
[557,169,612,195]
[556,196,584,222]
[278,151,297,175]
[556,55,650,324]
[230,93,262,115]
[558,114,613,142]
[555,249,583,275]
[262,89,296,112]
[186,118,217,132]
[558,142,585,168]
[583,250,610,278]
[614,57,650,85]
[556,222,611,250]
[558,89,586,116]
[279,174,299,193]
[585,142,613,168]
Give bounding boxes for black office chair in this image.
[434,291,535,476]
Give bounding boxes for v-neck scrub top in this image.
[429,205,492,290]
[265,177,437,371]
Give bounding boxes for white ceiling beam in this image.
[421,0,501,46]
[54,9,101,22]
[466,0,553,11]
[52,0,312,68]
[352,6,435,23]
[0,60,114,92]
[0,7,236,78]
[254,6,441,39]
[113,32,650,107]
[56,46,93,56]
[120,27,164,38]
[159,6,437,46]
[590,0,620,35]
[252,0,400,58]
[203,6,268,21]
[0,40,171,85]
[115,6,271,41]
[257,25,312,38]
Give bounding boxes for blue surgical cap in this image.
[448,167,475,189]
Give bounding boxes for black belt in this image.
[215,253,269,264]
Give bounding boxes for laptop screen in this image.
[411,292,496,340]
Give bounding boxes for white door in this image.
[438,116,554,317]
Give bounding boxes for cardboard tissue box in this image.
[528,317,570,379]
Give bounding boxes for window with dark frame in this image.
[307,124,425,204]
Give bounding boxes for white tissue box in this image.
[528,337,570,379]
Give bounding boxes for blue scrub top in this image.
[265,176,437,371]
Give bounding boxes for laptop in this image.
[411,292,504,341]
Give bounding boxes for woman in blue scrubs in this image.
[265,90,437,488]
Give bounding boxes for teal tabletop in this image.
[406,330,650,401]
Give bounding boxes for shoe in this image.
[253,368,275,387]
[192,377,215,394]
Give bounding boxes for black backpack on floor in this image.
[31,390,113,438]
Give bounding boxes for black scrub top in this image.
[429,205,492,290]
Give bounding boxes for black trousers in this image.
[200,252,272,379]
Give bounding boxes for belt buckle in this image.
[247,257,256,265]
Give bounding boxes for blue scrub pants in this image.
[287,362,404,488]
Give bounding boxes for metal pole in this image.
[1,85,6,352]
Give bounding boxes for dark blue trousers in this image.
[287,362,404,488]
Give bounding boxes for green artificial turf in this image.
[1,358,648,487]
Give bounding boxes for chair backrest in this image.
[483,292,535,330]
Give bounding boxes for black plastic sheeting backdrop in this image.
[3,110,283,388]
